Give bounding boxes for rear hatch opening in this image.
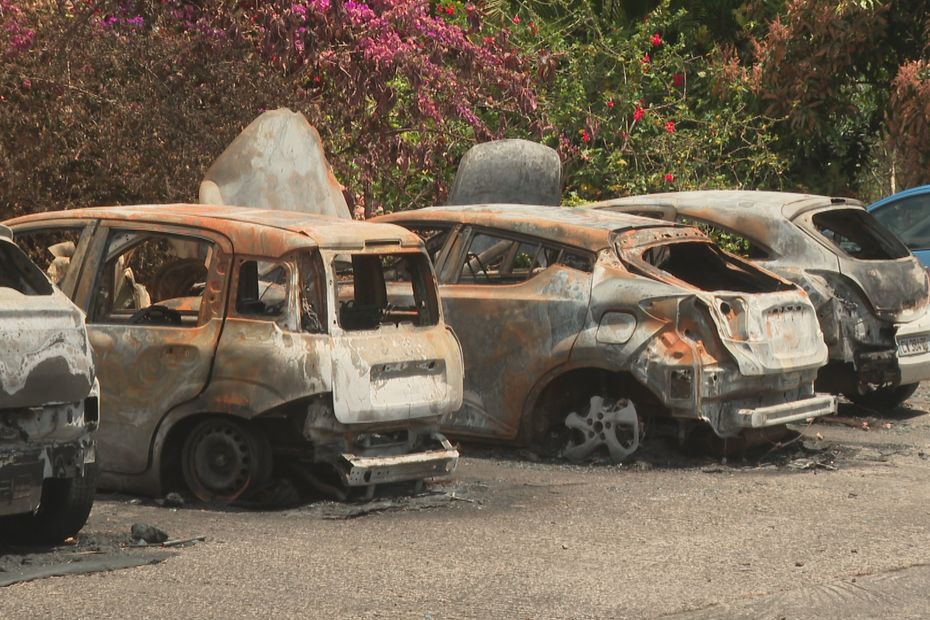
[334,251,439,331]
[624,239,791,294]
[809,208,909,260]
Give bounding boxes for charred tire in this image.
[0,463,98,546]
[181,417,273,502]
[845,383,920,411]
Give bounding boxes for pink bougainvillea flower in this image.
[665,172,675,183]
[641,53,651,64]
[633,106,646,122]
[651,33,662,47]
[673,72,685,88]
[665,120,676,133]
[607,99,615,109]
[21,78,31,89]
[446,6,455,15]
[512,14,520,24]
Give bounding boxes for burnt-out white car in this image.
[376,204,836,461]
[0,225,99,544]
[8,206,462,502]
[595,191,930,409]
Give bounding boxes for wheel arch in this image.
[151,393,329,496]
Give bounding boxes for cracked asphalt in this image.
[4,387,930,619]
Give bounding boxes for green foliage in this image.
[489,1,786,202]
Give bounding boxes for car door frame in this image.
[72,219,235,475]
[427,222,594,440]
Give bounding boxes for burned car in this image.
[0,225,99,544]
[7,205,462,501]
[594,191,930,409]
[376,204,835,461]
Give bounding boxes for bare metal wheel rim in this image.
[561,396,640,463]
[184,421,258,501]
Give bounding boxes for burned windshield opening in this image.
[811,209,909,260]
[637,242,788,293]
[334,251,438,331]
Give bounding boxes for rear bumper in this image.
[896,316,930,386]
[339,435,459,487]
[735,393,836,429]
[0,440,92,517]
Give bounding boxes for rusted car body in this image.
[0,225,99,543]
[593,191,930,409]
[376,204,835,461]
[6,205,462,501]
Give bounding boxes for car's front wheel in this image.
[0,463,98,546]
[845,383,920,411]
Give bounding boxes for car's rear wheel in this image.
[845,383,920,411]
[0,463,98,546]
[556,395,641,463]
[181,417,272,502]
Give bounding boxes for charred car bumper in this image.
[305,403,458,487]
[735,393,836,429]
[0,395,98,516]
[341,434,459,486]
[656,364,836,436]
[0,440,94,516]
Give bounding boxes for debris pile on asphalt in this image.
[131,523,169,545]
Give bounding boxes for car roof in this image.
[7,204,423,254]
[593,190,863,222]
[868,184,930,211]
[377,203,689,251]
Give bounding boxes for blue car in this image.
[868,185,930,267]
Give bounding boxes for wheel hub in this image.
[191,426,252,496]
[562,396,640,463]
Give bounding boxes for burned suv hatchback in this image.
[376,205,834,461]
[0,225,98,544]
[7,205,462,501]
[595,191,930,410]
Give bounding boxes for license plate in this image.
[898,333,930,357]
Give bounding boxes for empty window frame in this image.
[810,208,909,260]
[234,258,290,326]
[456,230,593,285]
[90,231,213,327]
[405,225,453,263]
[298,251,327,334]
[631,241,788,293]
[333,251,438,331]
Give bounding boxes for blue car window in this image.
[872,194,930,251]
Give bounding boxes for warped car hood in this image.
[199,108,350,219]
